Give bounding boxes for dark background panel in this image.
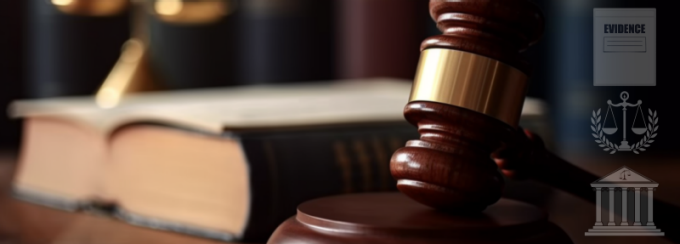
[528,0,677,158]
[0,0,25,147]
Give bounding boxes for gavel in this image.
[387,1,680,243]
[390,0,544,212]
[268,1,680,243]
[268,1,563,243]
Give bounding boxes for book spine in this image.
[238,123,418,241]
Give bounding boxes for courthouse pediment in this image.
[591,166,658,188]
[586,166,663,236]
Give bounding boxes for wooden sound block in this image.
[267,193,571,244]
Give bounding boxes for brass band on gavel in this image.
[409,49,528,127]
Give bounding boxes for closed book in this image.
[9,79,417,241]
[9,79,552,241]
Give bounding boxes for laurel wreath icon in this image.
[591,108,658,154]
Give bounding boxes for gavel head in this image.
[390,0,544,212]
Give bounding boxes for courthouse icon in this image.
[585,166,663,236]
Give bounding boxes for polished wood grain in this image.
[391,102,514,211]
[390,0,544,211]
[423,0,544,74]
[268,193,571,244]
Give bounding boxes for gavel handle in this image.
[503,129,680,243]
[531,151,598,203]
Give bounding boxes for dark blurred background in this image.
[0,0,439,148]
[528,0,678,158]
[0,0,25,149]
[1,1,679,243]
[4,0,677,156]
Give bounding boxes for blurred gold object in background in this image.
[96,0,160,108]
[96,39,155,108]
[152,0,234,24]
[51,0,129,16]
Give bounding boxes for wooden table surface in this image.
[0,150,677,244]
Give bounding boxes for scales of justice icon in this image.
[602,91,648,151]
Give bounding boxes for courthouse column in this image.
[609,187,616,225]
[648,187,655,226]
[595,187,603,226]
[622,187,628,226]
[634,187,642,226]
